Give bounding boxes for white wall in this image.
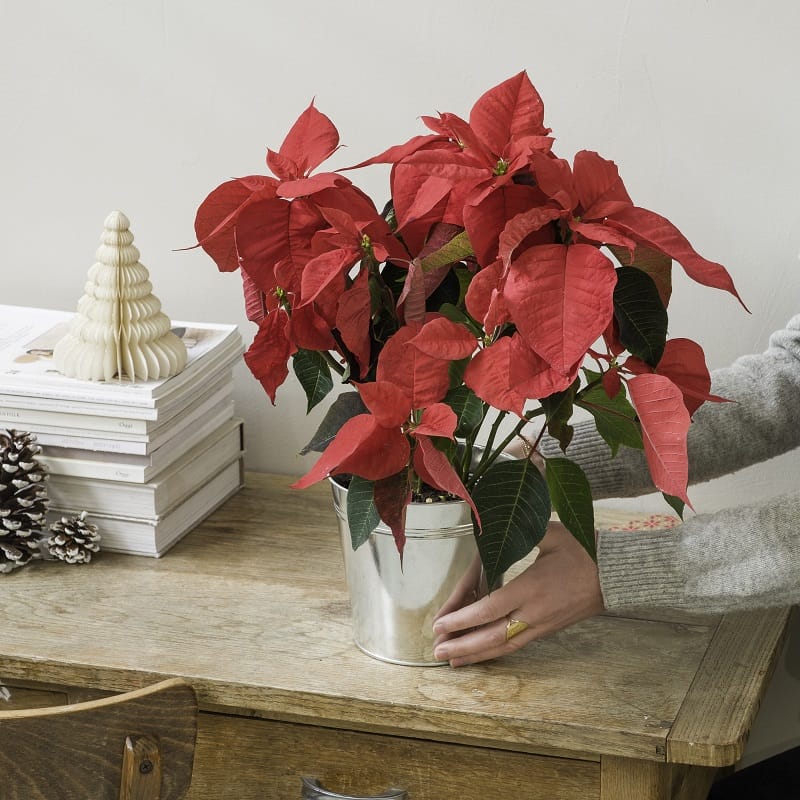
[1,0,798,762]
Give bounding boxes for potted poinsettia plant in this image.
[194,72,741,661]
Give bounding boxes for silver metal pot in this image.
[330,479,484,666]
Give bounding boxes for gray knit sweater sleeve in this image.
[544,314,800,612]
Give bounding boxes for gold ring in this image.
[505,616,529,642]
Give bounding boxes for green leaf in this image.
[545,458,596,560]
[420,230,473,271]
[293,350,334,413]
[444,385,485,438]
[454,265,475,306]
[438,302,483,337]
[346,475,380,550]
[540,379,579,452]
[448,357,469,389]
[662,493,685,520]
[578,372,643,456]
[299,391,367,454]
[613,266,667,367]
[471,459,551,589]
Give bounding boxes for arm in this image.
[540,314,800,498]
[599,489,800,612]
[433,493,800,666]
[433,316,800,665]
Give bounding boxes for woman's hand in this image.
[432,522,605,667]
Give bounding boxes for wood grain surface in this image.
[0,473,791,770]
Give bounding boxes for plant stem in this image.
[466,410,508,490]
[460,402,490,481]
[466,407,546,489]
[322,351,346,377]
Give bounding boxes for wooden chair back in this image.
[0,677,197,800]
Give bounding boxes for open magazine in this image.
[0,305,243,412]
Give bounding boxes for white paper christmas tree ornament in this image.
[54,211,188,382]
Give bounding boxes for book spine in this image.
[0,408,150,434]
[0,393,159,420]
[39,455,148,483]
[34,431,151,455]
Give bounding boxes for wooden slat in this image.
[189,712,600,800]
[667,606,794,766]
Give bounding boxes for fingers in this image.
[434,612,543,666]
[432,577,526,637]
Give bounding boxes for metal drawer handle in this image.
[301,777,408,799]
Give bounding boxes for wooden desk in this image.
[0,473,792,799]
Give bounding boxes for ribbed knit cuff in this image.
[597,529,686,610]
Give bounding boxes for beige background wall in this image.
[1,0,797,764]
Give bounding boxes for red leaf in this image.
[194,177,278,272]
[391,167,455,230]
[410,317,476,360]
[603,315,625,356]
[412,436,480,528]
[299,246,361,306]
[336,270,372,378]
[373,471,412,559]
[345,134,447,170]
[469,72,549,156]
[655,338,728,415]
[530,151,576,211]
[243,310,294,404]
[463,337,527,416]
[436,112,494,167]
[311,183,382,222]
[413,403,457,439]
[278,101,340,176]
[397,260,427,324]
[504,244,617,374]
[602,368,622,399]
[573,150,633,219]
[627,374,692,506]
[391,149,485,227]
[241,269,268,323]
[357,381,412,428]
[507,335,579,400]
[498,206,564,265]
[266,148,298,181]
[377,326,452,409]
[569,220,637,253]
[286,304,336,351]
[277,172,350,199]
[234,197,292,292]
[464,183,550,266]
[464,259,503,327]
[292,414,410,488]
[606,206,747,308]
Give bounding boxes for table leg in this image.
[601,756,719,800]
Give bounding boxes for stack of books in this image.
[0,305,246,557]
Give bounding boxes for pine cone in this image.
[46,512,101,564]
[0,429,48,573]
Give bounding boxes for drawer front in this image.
[190,712,599,800]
